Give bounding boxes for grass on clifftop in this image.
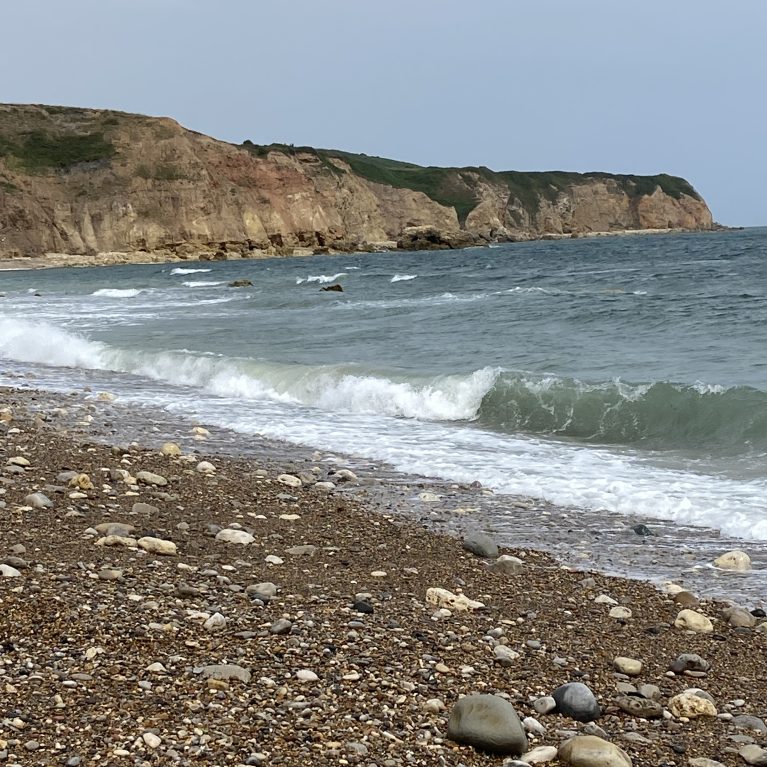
[0,128,115,172]
[240,141,700,222]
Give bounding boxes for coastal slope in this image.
[0,104,713,262]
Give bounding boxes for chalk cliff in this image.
[0,104,714,263]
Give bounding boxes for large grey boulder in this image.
[552,682,601,722]
[462,532,499,558]
[447,694,527,755]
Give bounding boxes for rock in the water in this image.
[446,694,527,756]
[24,492,53,509]
[197,664,251,683]
[674,609,713,633]
[491,554,524,574]
[669,690,717,718]
[613,657,642,676]
[558,735,632,767]
[462,532,499,558]
[713,549,751,571]
[137,536,177,556]
[552,682,601,722]
[228,279,253,287]
[320,283,343,292]
[135,470,168,487]
[215,529,255,545]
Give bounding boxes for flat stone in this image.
[552,682,601,722]
[285,544,317,557]
[521,745,558,764]
[216,529,255,545]
[688,759,726,767]
[674,609,713,633]
[609,606,632,620]
[277,474,302,488]
[248,581,278,597]
[739,745,767,766]
[296,669,319,682]
[669,653,710,673]
[135,470,168,486]
[426,587,484,611]
[0,564,21,577]
[558,735,632,767]
[197,664,251,683]
[137,536,177,556]
[95,522,135,537]
[615,695,663,719]
[132,502,160,515]
[733,715,767,733]
[95,535,137,548]
[446,693,528,756]
[24,492,53,509]
[494,645,520,666]
[462,532,499,558]
[270,619,292,635]
[613,657,642,675]
[491,554,524,574]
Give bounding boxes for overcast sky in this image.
[2,0,765,225]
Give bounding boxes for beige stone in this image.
[558,735,632,767]
[137,536,177,556]
[669,690,717,718]
[674,609,713,633]
[713,550,751,571]
[613,656,642,675]
[426,587,485,612]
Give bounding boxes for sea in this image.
[1,228,766,606]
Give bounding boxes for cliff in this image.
[0,104,714,263]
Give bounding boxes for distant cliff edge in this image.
[0,104,715,264]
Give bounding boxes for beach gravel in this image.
[0,387,764,766]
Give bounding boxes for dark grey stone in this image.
[552,682,601,722]
[462,532,499,559]
[447,694,527,755]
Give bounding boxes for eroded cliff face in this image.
[0,104,713,262]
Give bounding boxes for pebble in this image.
[462,531,499,558]
[669,652,710,673]
[265,554,284,565]
[142,732,162,749]
[609,606,632,620]
[23,492,53,509]
[295,669,319,682]
[197,664,251,683]
[613,656,642,675]
[277,473,302,488]
[724,606,756,628]
[558,735,632,767]
[552,682,601,722]
[135,470,168,486]
[196,460,216,473]
[669,689,717,718]
[216,529,255,545]
[494,645,521,665]
[160,442,181,456]
[270,618,293,635]
[740,745,767,766]
[0,564,21,577]
[446,693,528,756]
[203,612,227,632]
[521,745,558,763]
[533,696,556,715]
[674,609,714,633]
[138,536,177,556]
[491,554,525,574]
[426,587,485,611]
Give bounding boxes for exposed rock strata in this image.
[0,104,714,263]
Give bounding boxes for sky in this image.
[2,0,765,226]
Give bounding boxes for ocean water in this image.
[1,229,767,583]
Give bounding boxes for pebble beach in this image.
[0,387,765,767]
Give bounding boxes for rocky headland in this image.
[0,104,715,267]
[0,387,765,766]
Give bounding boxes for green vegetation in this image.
[136,163,189,181]
[0,130,115,171]
[240,141,700,221]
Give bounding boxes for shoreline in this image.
[0,226,732,272]
[1,385,765,765]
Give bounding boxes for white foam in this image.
[171,267,212,275]
[91,288,143,298]
[182,281,225,288]
[296,273,346,285]
[391,274,417,282]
